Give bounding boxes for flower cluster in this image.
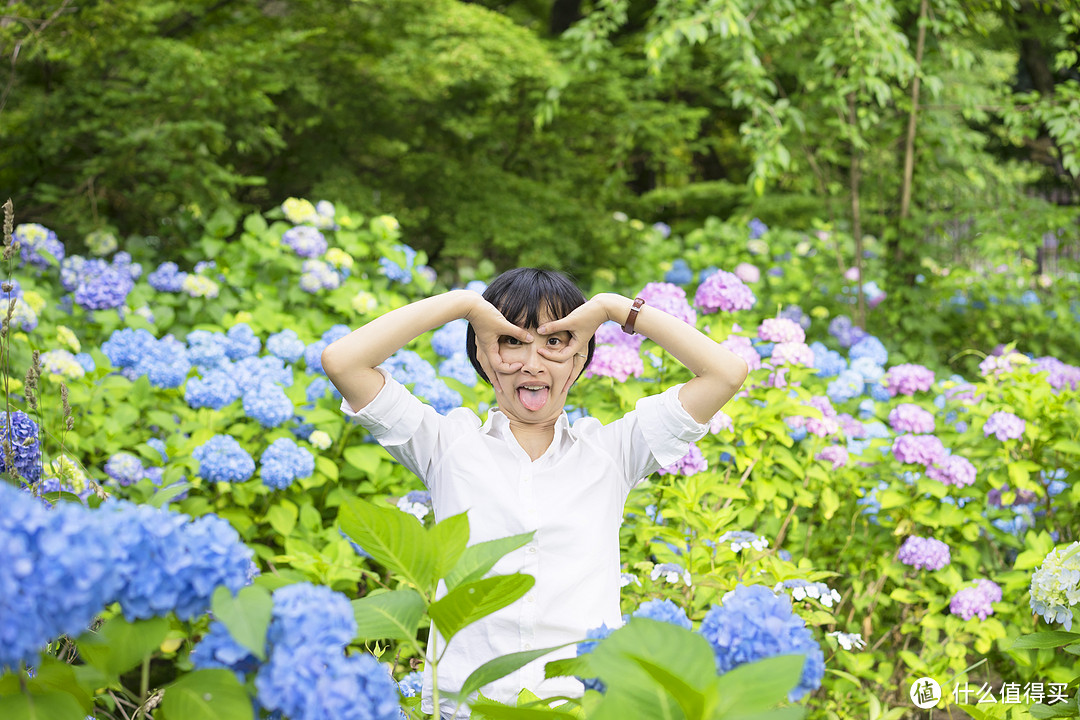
[267,329,306,363]
[897,536,951,571]
[887,404,935,434]
[983,411,1026,441]
[305,325,352,375]
[776,580,842,608]
[148,262,188,292]
[716,531,769,553]
[827,632,866,651]
[664,258,693,284]
[39,349,85,379]
[816,445,849,469]
[631,599,692,630]
[827,316,867,349]
[102,328,192,389]
[884,363,935,396]
[720,335,761,372]
[379,244,418,283]
[657,443,707,477]
[950,579,1002,621]
[575,623,614,692]
[694,271,755,313]
[926,453,977,488]
[2,410,42,483]
[699,584,824,701]
[639,282,698,325]
[585,344,644,383]
[300,259,342,293]
[397,490,432,521]
[15,223,65,268]
[651,562,692,586]
[186,371,242,410]
[226,323,261,360]
[891,433,946,467]
[432,319,468,358]
[282,226,328,258]
[769,341,815,367]
[104,452,160,486]
[734,262,760,284]
[1032,356,1080,392]
[758,318,805,344]
[181,273,220,298]
[260,438,316,490]
[243,381,294,428]
[1029,541,1080,631]
[193,434,256,483]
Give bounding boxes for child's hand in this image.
[535,296,608,363]
[465,298,532,392]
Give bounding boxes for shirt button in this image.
[526,594,535,603]
[527,546,537,554]
[524,643,533,650]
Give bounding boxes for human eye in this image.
[546,336,563,347]
[500,336,522,346]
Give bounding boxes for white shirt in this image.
[340,368,708,717]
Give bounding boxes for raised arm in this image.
[537,292,748,424]
[321,289,532,412]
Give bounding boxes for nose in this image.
[521,341,544,374]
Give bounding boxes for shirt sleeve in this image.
[338,367,457,487]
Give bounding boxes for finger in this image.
[562,352,587,394]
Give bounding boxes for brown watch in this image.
[622,297,645,335]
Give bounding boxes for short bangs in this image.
[465,268,595,385]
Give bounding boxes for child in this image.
[322,268,748,717]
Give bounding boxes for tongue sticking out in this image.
[517,386,549,411]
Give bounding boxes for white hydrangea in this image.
[619,572,642,588]
[827,631,866,651]
[307,430,332,450]
[1030,541,1080,631]
[651,562,692,586]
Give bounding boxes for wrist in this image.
[595,293,629,324]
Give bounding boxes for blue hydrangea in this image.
[398,670,423,698]
[753,341,774,358]
[148,262,187,292]
[191,619,260,680]
[104,452,146,486]
[382,350,437,386]
[778,305,811,331]
[260,438,316,490]
[102,328,157,369]
[267,329,306,363]
[299,259,342,293]
[438,353,478,387]
[281,226,328,258]
[431,319,468,358]
[414,378,462,415]
[631,599,692,630]
[233,355,294,389]
[15,223,65,268]
[243,382,294,428]
[304,325,352,375]
[849,356,884,383]
[71,352,94,373]
[849,336,888,366]
[0,483,120,670]
[811,342,847,377]
[186,370,242,410]
[698,584,824,702]
[827,316,867,349]
[226,324,261,360]
[1,410,42,484]
[575,623,614,693]
[378,244,418,284]
[186,330,230,371]
[134,335,191,388]
[148,438,168,462]
[748,218,768,239]
[1,278,22,302]
[103,502,256,621]
[826,369,865,404]
[72,261,135,311]
[193,435,256,483]
[868,382,891,403]
[664,259,693,285]
[306,377,336,403]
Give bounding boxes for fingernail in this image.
[536,326,545,334]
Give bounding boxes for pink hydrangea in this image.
[950,579,1001,620]
[710,410,734,434]
[594,320,644,349]
[887,403,936,434]
[897,536,951,571]
[720,335,761,372]
[837,413,866,438]
[1032,356,1080,391]
[926,453,977,488]
[694,271,756,313]
[658,442,708,476]
[734,263,760,284]
[816,445,849,469]
[758,318,806,344]
[638,282,697,326]
[584,344,644,383]
[983,411,1025,441]
[891,433,947,466]
[769,342,814,367]
[884,363,935,396]
[787,396,840,437]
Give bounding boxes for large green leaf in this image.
[159,669,253,720]
[456,643,579,701]
[712,654,805,716]
[211,584,273,661]
[626,654,708,719]
[76,616,170,676]
[1011,631,1080,649]
[0,691,86,720]
[469,700,579,720]
[338,495,435,594]
[351,588,426,642]
[446,531,535,590]
[431,512,471,582]
[429,574,535,641]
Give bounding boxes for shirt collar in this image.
[482,407,575,444]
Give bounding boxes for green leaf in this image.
[1051,439,1080,456]
[469,700,578,720]
[446,532,535,590]
[712,654,806,716]
[0,691,86,720]
[344,445,383,476]
[338,495,435,594]
[148,481,193,508]
[456,643,580,701]
[626,653,706,719]
[76,616,170,676]
[429,574,535,641]
[1029,703,1080,719]
[431,512,471,582]
[351,589,426,642]
[267,501,298,537]
[1010,631,1080,649]
[211,585,273,661]
[159,669,254,720]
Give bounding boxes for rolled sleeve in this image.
[339,367,426,446]
[634,383,710,468]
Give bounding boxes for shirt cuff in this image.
[634,383,710,468]
[339,367,426,445]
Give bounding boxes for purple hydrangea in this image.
[983,411,1025,441]
[816,445,849,469]
[827,316,867,349]
[1032,356,1080,392]
[299,259,341,292]
[260,438,316,490]
[193,434,256,483]
[15,223,65,268]
[694,271,756,313]
[887,404,936,434]
[926,454,977,488]
[698,584,824,702]
[748,218,768,239]
[891,433,947,466]
[658,442,707,476]
[594,320,645,350]
[639,282,698,325]
[74,264,135,310]
[885,364,935,396]
[1,410,42,483]
[786,396,839,438]
[778,305,811,331]
[897,536,951,571]
[950,580,1001,620]
[584,344,644,383]
[281,226,328,258]
[148,262,188,292]
[758,318,805,344]
[720,335,762,372]
[770,341,814,367]
[631,599,692,630]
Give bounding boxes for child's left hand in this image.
[536,295,609,363]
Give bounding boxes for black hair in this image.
[465,267,596,385]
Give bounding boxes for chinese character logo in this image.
[911,677,942,709]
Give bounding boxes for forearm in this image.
[322,289,480,409]
[595,292,748,420]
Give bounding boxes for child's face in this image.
[489,313,579,423]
